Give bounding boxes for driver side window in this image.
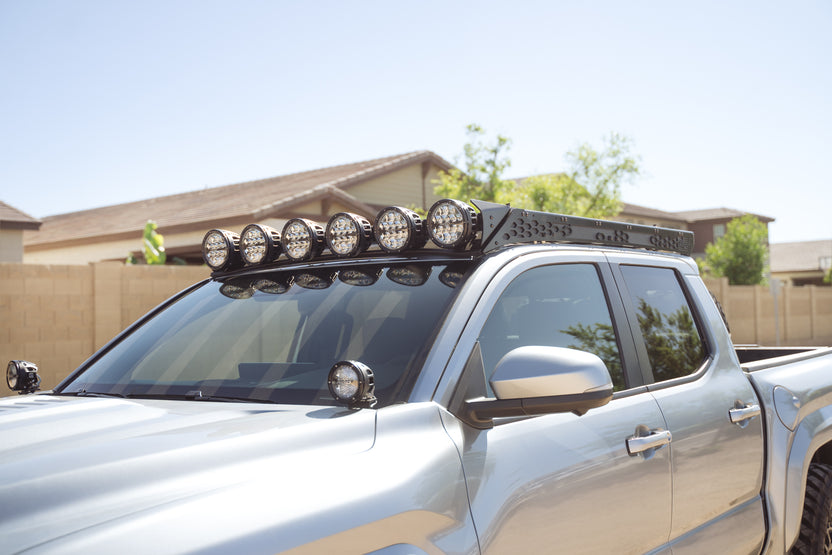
[478,263,625,392]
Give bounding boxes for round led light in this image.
[386,265,431,287]
[339,267,382,287]
[6,360,40,394]
[202,229,241,271]
[427,199,478,249]
[282,218,325,262]
[327,360,376,408]
[373,207,427,253]
[240,224,281,265]
[326,212,372,257]
[252,278,292,295]
[295,271,336,290]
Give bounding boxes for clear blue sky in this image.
[1,1,829,244]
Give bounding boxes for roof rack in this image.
[472,200,694,257]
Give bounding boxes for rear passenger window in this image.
[619,265,706,382]
[478,264,625,391]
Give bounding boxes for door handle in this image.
[627,426,672,457]
[729,402,761,426]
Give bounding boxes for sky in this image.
[1,1,830,244]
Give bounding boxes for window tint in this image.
[478,264,625,392]
[619,265,706,382]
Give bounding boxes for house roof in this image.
[673,207,775,223]
[25,150,452,247]
[770,240,832,273]
[620,202,686,223]
[0,201,41,231]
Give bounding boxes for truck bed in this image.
[737,346,832,370]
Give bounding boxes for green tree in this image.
[703,215,769,285]
[516,133,639,218]
[434,126,639,219]
[824,265,831,285]
[143,220,166,265]
[433,124,515,202]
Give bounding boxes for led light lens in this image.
[202,229,240,271]
[240,224,281,265]
[330,363,359,399]
[282,219,324,261]
[386,265,431,287]
[374,207,426,253]
[326,213,372,257]
[427,199,477,249]
[328,360,376,408]
[6,361,18,389]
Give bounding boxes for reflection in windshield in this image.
[59,262,473,408]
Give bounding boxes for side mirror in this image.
[464,346,613,427]
[6,360,41,394]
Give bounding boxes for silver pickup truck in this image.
[3,199,832,554]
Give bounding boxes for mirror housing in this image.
[6,360,41,395]
[464,346,613,427]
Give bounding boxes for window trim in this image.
[608,261,714,390]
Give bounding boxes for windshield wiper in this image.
[59,390,277,404]
[61,390,128,399]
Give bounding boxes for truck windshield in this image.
[58,262,472,407]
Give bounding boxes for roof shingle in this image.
[25,151,450,246]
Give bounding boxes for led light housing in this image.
[282,218,325,262]
[386,265,431,287]
[6,360,41,394]
[240,224,281,265]
[326,212,372,257]
[373,206,427,253]
[295,271,337,290]
[339,267,383,287]
[427,199,478,249]
[202,229,241,271]
[327,360,376,409]
[252,278,292,295]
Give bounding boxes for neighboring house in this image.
[0,201,41,262]
[617,202,688,230]
[23,151,452,265]
[673,207,775,258]
[770,240,832,286]
[21,150,779,266]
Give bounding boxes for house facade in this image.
[0,201,41,263]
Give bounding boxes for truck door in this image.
[611,260,766,554]
[442,253,674,554]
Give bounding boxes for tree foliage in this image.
[433,124,514,203]
[703,215,769,285]
[143,220,166,265]
[434,125,640,219]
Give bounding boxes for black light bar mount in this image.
[472,200,694,257]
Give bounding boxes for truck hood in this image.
[0,394,376,552]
